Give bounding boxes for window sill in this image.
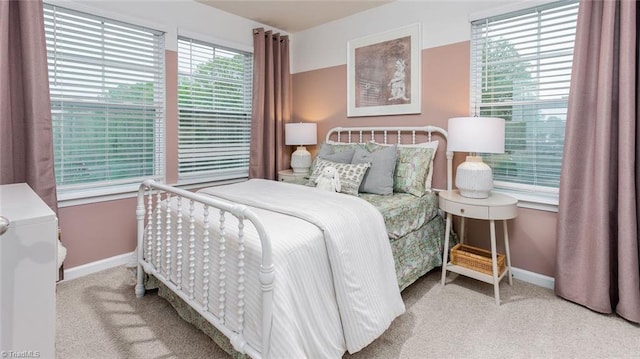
[58,178,247,208]
[58,183,148,208]
[491,188,558,213]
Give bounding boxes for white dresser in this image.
[0,183,57,358]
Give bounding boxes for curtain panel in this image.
[0,0,58,213]
[555,0,640,324]
[249,28,292,180]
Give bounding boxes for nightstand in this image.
[277,169,308,185]
[439,190,518,305]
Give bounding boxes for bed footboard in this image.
[135,180,274,359]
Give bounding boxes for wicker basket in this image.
[450,244,506,276]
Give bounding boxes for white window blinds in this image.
[177,37,253,182]
[44,4,165,194]
[471,0,578,195]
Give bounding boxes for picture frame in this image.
[347,23,421,117]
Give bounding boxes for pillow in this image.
[395,141,439,190]
[351,145,397,195]
[307,158,371,196]
[319,141,363,156]
[366,140,439,191]
[393,146,435,196]
[319,148,355,163]
[420,141,439,189]
[309,142,363,176]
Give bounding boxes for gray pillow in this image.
[351,144,397,195]
[319,148,355,163]
[308,143,361,177]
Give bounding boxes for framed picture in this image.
[347,23,421,117]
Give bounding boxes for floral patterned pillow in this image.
[366,142,435,196]
[307,158,371,196]
[393,146,435,196]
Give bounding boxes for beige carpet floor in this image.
[56,266,640,359]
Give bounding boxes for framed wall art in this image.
[347,23,421,117]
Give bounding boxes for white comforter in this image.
[198,179,405,356]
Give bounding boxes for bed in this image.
[135,125,454,359]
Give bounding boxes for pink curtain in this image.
[249,28,292,180]
[555,0,639,324]
[0,0,58,213]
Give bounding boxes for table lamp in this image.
[447,116,505,198]
[285,122,317,174]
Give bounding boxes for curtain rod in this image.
[253,28,288,41]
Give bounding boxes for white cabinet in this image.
[0,183,57,358]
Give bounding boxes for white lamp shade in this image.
[447,117,505,154]
[285,123,317,146]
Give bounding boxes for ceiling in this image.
[196,1,394,33]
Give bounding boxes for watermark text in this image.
[1,351,41,358]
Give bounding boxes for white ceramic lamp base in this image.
[455,156,493,198]
[291,146,311,174]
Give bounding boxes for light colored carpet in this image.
[56,266,640,359]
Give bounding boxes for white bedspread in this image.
[198,179,405,354]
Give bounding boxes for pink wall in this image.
[58,198,137,268]
[165,50,179,185]
[293,41,559,277]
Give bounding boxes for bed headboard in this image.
[325,126,453,191]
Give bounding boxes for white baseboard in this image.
[511,267,555,289]
[62,251,135,282]
[60,251,556,290]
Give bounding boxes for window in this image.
[177,37,253,183]
[470,0,579,199]
[44,4,165,197]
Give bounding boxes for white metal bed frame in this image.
[135,125,451,359]
[135,181,274,358]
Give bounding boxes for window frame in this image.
[44,2,167,204]
[176,35,254,185]
[469,0,579,211]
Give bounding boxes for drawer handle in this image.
[460,208,465,214]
